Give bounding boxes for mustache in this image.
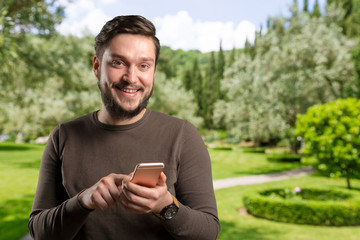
[112,82,144,91]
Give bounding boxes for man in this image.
[29,15,219,239]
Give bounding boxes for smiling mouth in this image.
[121,88,138,93]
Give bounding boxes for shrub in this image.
[243,187,360,226]
[296,98,360,189]
[212,147,233,151]
[242,147,266,153]
[266,153,301,162]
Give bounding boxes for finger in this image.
[123,181,156,199]
[119,190,152,213]
[101,174,122,200]
[113,174,127,187]
[94,174,123,209]
[92,190,111,210]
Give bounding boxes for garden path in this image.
[213,166,314,190]
[20,166,314,240]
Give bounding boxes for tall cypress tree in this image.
[227,47,237,67]
[182,69,192,91]
[312,0,321,17]
[191,58,204,117]
[216,42,225,99]
[244,38,256,59]
[202,52,217,128]
[303,0,309,12]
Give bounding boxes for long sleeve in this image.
[28,127,91,240]
[160,122,220,240]
[28,111,220,239]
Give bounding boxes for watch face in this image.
[164,205,178,220]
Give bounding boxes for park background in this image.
[1,0,360,239]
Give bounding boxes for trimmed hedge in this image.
[266,153,301,162]
[242,187,360,226]
[242,147,266,153]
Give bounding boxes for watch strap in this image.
[153,194,179,220]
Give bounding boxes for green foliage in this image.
[243,187,360,226]
[0,0,64,86]
[296,98,360,189]
[215,8,356,149]
[354,40,360,97]
[216,43,225,94]
[303,0,309,12]
[312,0,322,18]
[326,0,360,37]
[0,0,63,34]
[0,34,101,141]
[149,72,203,127]
[202,52,218,128]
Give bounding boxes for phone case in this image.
[130,162,164,187]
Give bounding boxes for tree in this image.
[303,0,309,12]
[214,9,356,149]
[326,0,360,37]
[312,0,322,18]
[216,42,225,99]
[244,38,255,59]
[1,34,100,141]
[0,0,64,87]
[0,0,63,44]
[353,40,360,97]
[189,58,204,117]
[227,47,237,67]
[296,98,360,189]
[149,72,203,127]
[326,0,360,98]
[0,0,66,140]
[202,52,217,128]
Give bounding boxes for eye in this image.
[140,64,149,69]
[111,60,125,68]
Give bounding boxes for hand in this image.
[119,172,173,214]
[78,173,125,211]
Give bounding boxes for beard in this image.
[98,80,153,120]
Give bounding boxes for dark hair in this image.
[95,15,160,65]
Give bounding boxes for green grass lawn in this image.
[209,148,304,180]
[1,142,359,240]
[0,143,44,240]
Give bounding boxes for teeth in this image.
[121,89,137,93]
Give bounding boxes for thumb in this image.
[157,172,167,186]
[113,174,126,187]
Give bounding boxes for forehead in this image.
[105,33,156,60]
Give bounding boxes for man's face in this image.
[94,33,156,119]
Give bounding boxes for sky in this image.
[56,0,327,52]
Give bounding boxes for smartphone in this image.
[130,162,164,187]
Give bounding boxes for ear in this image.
[93,56,100,78]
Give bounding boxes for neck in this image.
[97,107,147,125]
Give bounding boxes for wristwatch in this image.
[154,194,179,220]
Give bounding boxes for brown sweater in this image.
[29,110,219,240]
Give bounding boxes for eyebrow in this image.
[110,53,155,63]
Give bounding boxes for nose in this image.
[125,65,137,84]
